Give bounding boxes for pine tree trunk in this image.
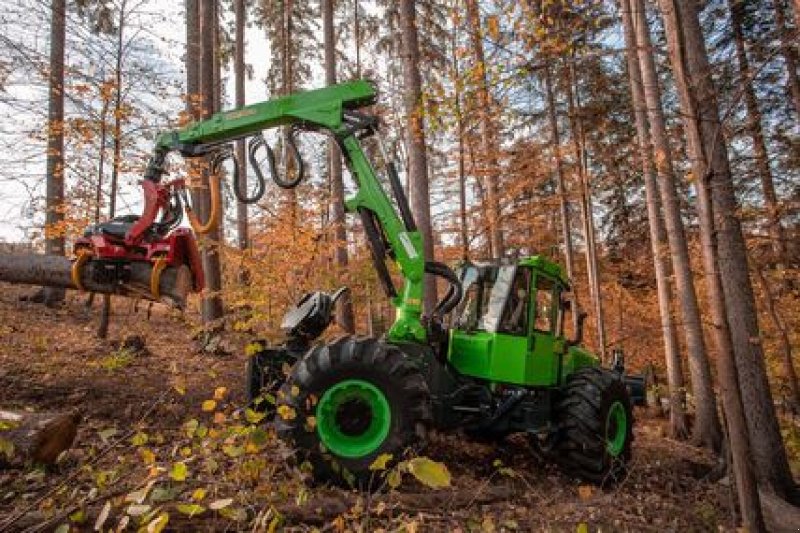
[631,0,720,449]
[0,253,192,306]
[464,0,504,259]
[43,0,67,306]
[197,0,224,324]
[658,0,778,524]
[620,0,688,439]
[774,0,800,118]
[543,66,578,333]
[565,64,606,360]
[667,0,794,500]
[322,0,355,333]
[729,0,787,263]
[450,26,469,259]
[234,0,249,253]
[399,0,436,313]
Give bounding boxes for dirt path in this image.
[0,285,735,531]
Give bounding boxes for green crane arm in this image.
[151,80,429,343]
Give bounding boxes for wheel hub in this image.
[605,400,628,457]
[316,379,391,458]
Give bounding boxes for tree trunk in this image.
[543,66,578,333]
[451,25,469,260]
[197,0,224,324]
[323,0,355,333]
[631,0,721,449]
[464,0,504,259]
[729,0,787,263]
[0,409,81,466]
[0,253,192,307]
[657,0,771,526]
[665,0,794,500]
[565,63,606,360]
[43,0,67,306]
[774,0,800,119]
[99,0,129,340]
[399,0,436,314]
[234,0,249,254]
[620,0,688,439]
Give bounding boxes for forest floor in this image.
[0,283,793,532]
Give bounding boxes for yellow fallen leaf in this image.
[213,387,227,400]
[406,457,450,489]
[202,400,216,412]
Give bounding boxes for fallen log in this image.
[0,253,192,307]
[0,409,82,466]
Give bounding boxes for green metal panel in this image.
[448,330,560,386]
[560,345,599,384]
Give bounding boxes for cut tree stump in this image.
[0,409,82,466]
[0,253,192,308]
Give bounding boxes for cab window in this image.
[498,267,531,335]
[533,275,556,333]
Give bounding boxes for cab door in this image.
[527,273,560,385]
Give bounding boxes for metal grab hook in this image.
[247,127,305,190]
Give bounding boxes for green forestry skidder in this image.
[131,80,641,487]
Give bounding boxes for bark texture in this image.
[620,0,688,439]
[663,0,793,499]
[43,0,67,306]
[323,0,355,333]
[399,0,437,313]
[234,0,249,252]
[464,0,504,259]
[0,409,81,466]
[0,253,192,307]
[631,0,720,449]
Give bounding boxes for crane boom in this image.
[150,81,431,342]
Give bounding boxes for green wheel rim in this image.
[316,379,391,458]
[605,401,628,457]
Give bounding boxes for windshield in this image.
[452,264,517,333]
[480,265,516,332]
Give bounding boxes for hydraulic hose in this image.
[248,130,305,191]
[424,261,463,318]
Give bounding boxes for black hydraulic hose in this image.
[425,261,463,318]
[386,161,417,232]
[359,208,398,299]
[229,141,264,204]
[247,132,304,190]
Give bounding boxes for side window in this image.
[534,275,555,333]
[498,268,531,335]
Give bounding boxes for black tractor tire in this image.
[275,336,431,489]
[555,367,633,485]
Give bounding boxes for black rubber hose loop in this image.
[248,131,305,191]
[276,128,304,189]
[425,261,463,318]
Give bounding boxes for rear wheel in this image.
[276,337,430,488]
[555,367,633,485]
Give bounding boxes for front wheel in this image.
[275,337,431,489]
[555,367,633,485]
